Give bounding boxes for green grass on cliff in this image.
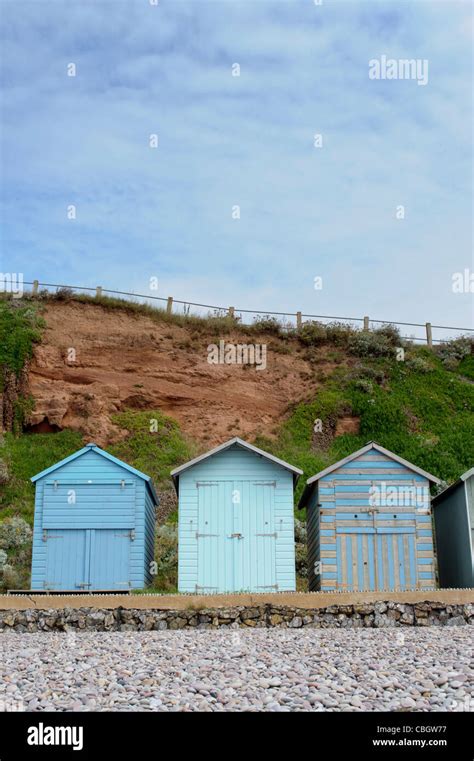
[0,429,84,523]
[0,299,45,381]
[109,409,197,490]
[255,346,474,516]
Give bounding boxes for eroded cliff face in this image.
[25,301,324,447]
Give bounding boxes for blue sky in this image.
[0,0,472,338]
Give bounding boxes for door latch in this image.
[229,533,243,539]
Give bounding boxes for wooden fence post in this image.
[96,286,102,298]
[166,296,173,315]
[363,316,369,331]
[228,306,235,319]
[426,322,433,348]
[32,280,39,295]
[296,311,302,331]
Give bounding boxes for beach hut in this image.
[30,443,158,591]
[298,442,440,592]
[432,468,474,588]
[171,437,302,593]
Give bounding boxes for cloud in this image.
[0,0,472,337]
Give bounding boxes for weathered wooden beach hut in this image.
[171,437,303,593]
[30,443,158,591]
[432,468,474,588]
[298,442,440,592]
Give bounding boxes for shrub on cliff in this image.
[0,517,32,591]
[0,516,32,550]
[149,524,178,592]
[0,301,44,380]
[348,330,395,358]
[298,321,327,346]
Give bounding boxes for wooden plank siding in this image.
[303,446,437,592]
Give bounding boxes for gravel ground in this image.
[0,628,473,712]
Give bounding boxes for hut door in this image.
[89,529,131,590]
[235,480,276,592]
[337,532,377,591]
[375,531,417,590]
[44,529,88,591]
[44,528,132,591]
[336,531,416,591]
[196,481,234,592]
[196,480,276,593]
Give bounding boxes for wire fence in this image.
[13,279,474,346]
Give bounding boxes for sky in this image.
[0,0,472,340]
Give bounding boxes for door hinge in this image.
[42,530,47,542]
[228,533,243,539]
[196,532,219,538]
[195,585,219,591]
[256,584,278,589]
[255,532,277,538]
[252,481,276,487]
[114,530,135,540]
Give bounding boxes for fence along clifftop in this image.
[21,280,474,347]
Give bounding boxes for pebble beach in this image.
[1,628,473,712]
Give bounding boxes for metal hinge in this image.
[77,583,92,589]
[255,532,277,538]
[257,584,278,589]
[195,585,219,591]
[114,530,135,540]
[42,530,47,542]
[228,533,243,539]
[195,532,219,538]
[252,481,276,487]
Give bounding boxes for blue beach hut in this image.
[171,437,303,594]
[30,443,158,591]
[298,442,440,592]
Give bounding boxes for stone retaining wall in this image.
[1,601,473,631]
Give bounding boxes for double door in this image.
[44,528,131,590]
[196,480,276,593]
[336,530,417,591]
